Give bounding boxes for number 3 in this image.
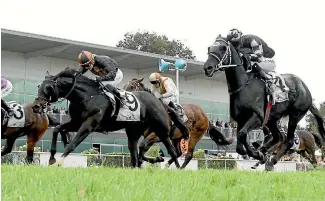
[12,103,23,120]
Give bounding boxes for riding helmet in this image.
[78,51,94,68]
[227,28,242,42]
[149,72,161,83]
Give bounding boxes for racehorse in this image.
[32,67,181,168]
[123,78,234,169]
[203,35,325,170]
[251,129,324,168]
[1,102,64,163]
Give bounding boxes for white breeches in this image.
[161,95,177,105]
[252,57,276,73]
[1,81,13,97]
[101,69,123,87]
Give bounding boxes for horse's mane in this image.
[130,78,152,94]
[50,67,99,89]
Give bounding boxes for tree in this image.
[116,30,196,60]
[305,102,325,133]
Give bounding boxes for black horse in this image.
[32,67,180,168]
[203,35,325,170]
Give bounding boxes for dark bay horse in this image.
[32,67,180,168]
[252,129,324,168]
[123,78,234,169]
[203,35,325,171]
[1,102,64,163]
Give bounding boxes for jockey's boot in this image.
[253,64,276,104]
[1,99,13,117]
[104,84,124,101]
[167,102,189,139]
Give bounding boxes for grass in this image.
[1,165,325,201]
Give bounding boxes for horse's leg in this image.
[1,134,19,156]
[305,148,318,168]
[180,132,202,169]
[56,116,101,165]
[49,121,78,165]
[237,114,264,160]
[255,121,282,168]
[25,129,46,164]
[266,113,304,171]
[138,134,163,165]
[235,123,247,156]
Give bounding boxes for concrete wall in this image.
[1,50,229,104]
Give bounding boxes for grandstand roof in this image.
[1,28,226,82]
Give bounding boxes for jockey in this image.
[1,77,14,117]
[77,51,124,100]
[149,72,189,137]
[226,29,289,102]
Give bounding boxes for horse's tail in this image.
[208,121,234,145]
[309,104,325,141]
[46,113,60,127]
[310,132,324,149]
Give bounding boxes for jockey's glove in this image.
[249,54,259,62]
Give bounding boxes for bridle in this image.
[36,75,77,108]
[208,38,242,71]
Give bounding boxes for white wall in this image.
[1,50,229,104]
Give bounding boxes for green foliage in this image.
[117,30,196,60]
[145,145,160,158]
[13,144,41,152]
[193,149,205,159]
[305,102,325,133]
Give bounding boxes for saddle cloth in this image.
[5,101,26,127]
[104,89,141,122]
[267,72,290,103]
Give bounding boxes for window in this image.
[25,80,42,96]
[8,77,25,94]
[2,94,25,104]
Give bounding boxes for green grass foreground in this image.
[1,165,325,201]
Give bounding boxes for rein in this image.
[208,38,253,95]
[37,76,77,104]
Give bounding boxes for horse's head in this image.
[203,34,240,77]
[123,78,145,92]
[32,67,77,113]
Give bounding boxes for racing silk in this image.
[80,54,119,81]
[151,77,178,100]
[1,78,13,97]
[235,35,275,58]
[1,78,8,89]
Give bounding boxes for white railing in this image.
[2,151,319,172]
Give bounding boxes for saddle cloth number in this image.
[7,102,25,127]
[116,91,141,122]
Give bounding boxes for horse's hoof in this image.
[157,156,164,162]
[49,158,56,165]
[265,160,274,171]
[251,165,258,169]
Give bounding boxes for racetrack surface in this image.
[1,165,325,201]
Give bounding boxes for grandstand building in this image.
[1,29,258,154]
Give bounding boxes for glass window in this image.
[24,95,37,104]
[2,93,25,104]
[25,80,42,96]
[7,77,25,94]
